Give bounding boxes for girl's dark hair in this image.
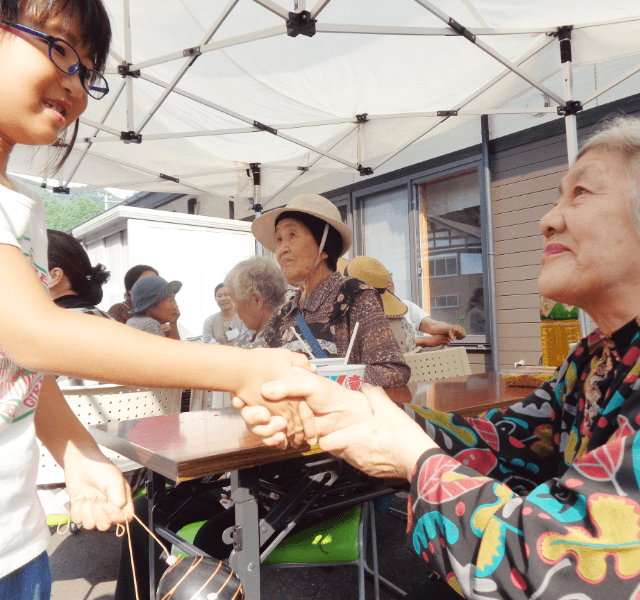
[0,0,112,171]
[124,265,158,293]
[275,211,343,272]
[215,283,226,295]
[47,229,110,305]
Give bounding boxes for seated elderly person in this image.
[387,271,466,348]
[224,256,288,349]
[126,275,182,340]
[252,193,410,387]
[239,116,640,599]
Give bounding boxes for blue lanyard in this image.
[295,311,327,359]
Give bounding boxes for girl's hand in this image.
[64,455,133,531]
[233,349,314,447]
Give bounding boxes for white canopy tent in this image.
[7,0,640,208]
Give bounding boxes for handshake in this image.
[233,365,436,482]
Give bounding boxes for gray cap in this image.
[129,275,182,314]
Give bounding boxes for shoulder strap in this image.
[295,311,327,359]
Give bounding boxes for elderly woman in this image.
[252,194,410,387]
[224,256,289,348]
[240,116,640,600]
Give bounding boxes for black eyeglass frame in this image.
[0,20,109,100]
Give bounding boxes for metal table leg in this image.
[146,469,166,600]
[229,468,261,600]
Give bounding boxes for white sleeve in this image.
[405,300,429,334]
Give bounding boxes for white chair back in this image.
[36,384,182,485]
[403,346,472,383]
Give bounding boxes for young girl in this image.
[0,1,310,597]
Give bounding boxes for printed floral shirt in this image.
[406,316,640,599]
[263,272,410,387]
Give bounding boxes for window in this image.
[418,169,485,337]
[431,294,459,309]
[360,186,410,301]
[428,255,458,278]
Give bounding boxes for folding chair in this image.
[403,346,472,383]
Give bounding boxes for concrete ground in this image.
[48,495,433,600]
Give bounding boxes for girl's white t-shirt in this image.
[0,178,50,577]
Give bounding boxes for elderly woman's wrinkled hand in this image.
[234,348,315,447]
[319,386,438,480]
[234,367,373,448]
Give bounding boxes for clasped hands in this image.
[233,367,436,481]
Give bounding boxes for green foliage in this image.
[44,195,104,231]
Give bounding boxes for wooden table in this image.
[90,372,534,600]
[386,372,535,416]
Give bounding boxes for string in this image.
[59,507,241,600]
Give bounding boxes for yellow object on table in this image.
[540,320,581,369]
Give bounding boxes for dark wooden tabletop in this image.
[91,373,535,482]
[385,372,534,416]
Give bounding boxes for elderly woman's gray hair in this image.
[579,115,640,229]
[225,256,289,311]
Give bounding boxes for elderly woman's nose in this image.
[539,203,565,236]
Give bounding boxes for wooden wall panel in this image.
[490,135,569,371]
[495,250,540,269]
[495,265,541,284]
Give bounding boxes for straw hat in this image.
[346,256,407,317]
[251,194,353,255]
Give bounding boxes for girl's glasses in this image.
[0,21,109,100]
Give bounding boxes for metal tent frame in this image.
[10,0,640,346]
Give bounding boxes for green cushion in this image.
[171,505,362,564]
[172,520,208,559]
[263,505,361,566]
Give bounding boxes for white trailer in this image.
[70,206,256,339]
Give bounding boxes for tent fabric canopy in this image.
[8,0,640,206]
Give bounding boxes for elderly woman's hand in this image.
[319,386,438,480]
[233,348,315,447]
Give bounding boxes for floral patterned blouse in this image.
[406,317,640,599]
[263,272,410,387]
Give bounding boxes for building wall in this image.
[491,133,568,370]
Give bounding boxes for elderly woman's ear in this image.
[250,292,265,309]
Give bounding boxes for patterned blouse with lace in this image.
[263,271,410,387]
[406,316,640,599]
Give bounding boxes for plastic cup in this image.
[314,362,366,392]
[309,357,346,368]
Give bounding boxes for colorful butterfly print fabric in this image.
[406,316,640,599]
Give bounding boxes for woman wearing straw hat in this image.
[252,194,410,387]
[345,256,418,353]
[346,256,466,352]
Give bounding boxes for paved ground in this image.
[48,495,430,600]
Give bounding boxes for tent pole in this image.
[559,27,591,337]
[123,0,134,133]
[481,115,499,372]
[252,164,264,256]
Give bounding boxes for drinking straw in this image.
[343,322,360,366]
[290,326,315,359]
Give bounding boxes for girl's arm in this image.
[0,245,311,440]
[34,375,133,530]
